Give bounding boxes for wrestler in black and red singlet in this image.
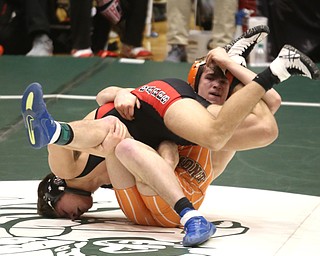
[96,78,210,149]
[77,78,210,179]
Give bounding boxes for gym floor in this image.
[0,55,319,255]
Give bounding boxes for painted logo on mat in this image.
[0,192,249,255]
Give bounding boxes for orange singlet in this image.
[115,145,213,227]
[96,78,213,227]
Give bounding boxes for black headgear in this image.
[43,176,91,210]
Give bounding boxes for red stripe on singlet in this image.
[95,102,115,119]
[131,80,182,117]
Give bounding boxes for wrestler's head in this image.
[37,173,93,220]
[188,57,230,105]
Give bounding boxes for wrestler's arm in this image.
[209,101,278,179]
[96,86,140,120]
[210,101,278,179]
[207,100,278,151]
[96,86,134,106]
[224,61,281,114]
[201,48,280,151]
[97,87,179,164]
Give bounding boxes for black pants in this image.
[72,0,149,50]
[120,0,148,47]
[69,0,110,52]
[0,0,51,54]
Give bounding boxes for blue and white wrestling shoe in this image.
[180,210,216,247]
[21,83,59,149]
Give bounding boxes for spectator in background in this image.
[258,0,320,62]
[117,0,152,59]
[68,0,114,57]
[0,0,152,59]
[25,0,53,56]
[165,0,191,62]
[0,0,53,56]
[165,0,238,63]
[209,0,238,48]
[69,0,95,57]
[70,0,152,59]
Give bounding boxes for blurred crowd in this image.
[1,0,318,62]
[0,0,153,59]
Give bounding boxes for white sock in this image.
[49,121,61,144]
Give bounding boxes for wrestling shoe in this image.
[166,44,187,63]
[26,34,53,57]
[180,210,216,247]
[224,25,270,66]
[121,44,153,60]
[71,48,94,58]
[270,44,320,82]
[21,83,59,149]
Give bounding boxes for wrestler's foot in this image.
[21,83,59,149]
[225,25,270,66]
[270,44,320,82]
[181,209,216,247]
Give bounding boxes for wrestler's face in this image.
[54,192,93,220]
[198,66,230,105]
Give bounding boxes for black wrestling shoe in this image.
[270,44,320,82]
[224,25,270,61]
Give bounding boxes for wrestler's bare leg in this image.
[164,81,266,151]
[113,138,184,207]
[165,44,320,151]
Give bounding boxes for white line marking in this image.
[0,94,96,100]
[119,58,145,64]
[281,101,320,107]
[0,95,319,107]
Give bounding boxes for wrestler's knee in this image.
[260,119,279,146]
[100,116,124,154]
[101,115,119,126]
[97,116,120,138]
[114,138,138,158]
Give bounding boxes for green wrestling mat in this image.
[0,56,320,256]
[0,56,319,195]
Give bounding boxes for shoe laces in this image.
[185,216,203,234]
[280,51,307,76]
[227,36,261,58]
[280,45,320,80]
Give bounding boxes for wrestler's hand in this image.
[114,89,140,120]
[102,118,129,156]
[96,86,135,106]
[205,47,232,71]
